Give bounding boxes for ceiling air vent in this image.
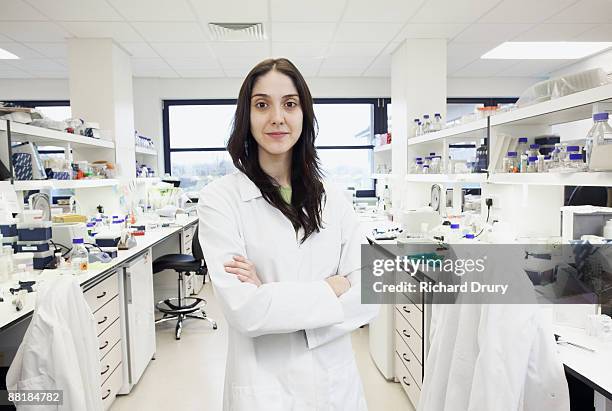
[208,22,266,41]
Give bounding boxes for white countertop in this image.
[0,215,199,331]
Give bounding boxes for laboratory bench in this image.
[0,214,200,409]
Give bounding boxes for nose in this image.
[270,104,284,126]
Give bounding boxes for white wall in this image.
[550,49,612,78]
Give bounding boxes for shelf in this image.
[135,146,158,156]
[13,179,119,191]
[490,83,612,127]
[489,172,612,186]
[134,177,160,183]
[407,118,488,146]
[405,173,487,184]
[373,144,392,153]
[371,173,392,179]
[1,120,115,149]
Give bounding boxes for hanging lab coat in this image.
[418,246,570,411]
[197,171,379,411]
[7,276,103,411]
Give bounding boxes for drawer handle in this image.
[97,316,108,325]
[402,329,410,339]
[402,306,411,314]
[99,340,109,350]
[402,376,410,386]
[96,291,107,299]
[402,353,411,362]
[102,389,111,400]
[101,364,110,376]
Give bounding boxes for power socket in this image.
[485,198,493,208]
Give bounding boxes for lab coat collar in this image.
[237,172,263,202]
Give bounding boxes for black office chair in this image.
[153,225,217,339]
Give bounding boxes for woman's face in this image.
[250,69,303,158]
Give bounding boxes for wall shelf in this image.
[407,118,488,146]
[1,120,115,149]
[489,172,612,186]
[135,146,158,156]
[372,173,392,179]
[374,144,392,153]
[13,179,119,191]
[405,173,487,184]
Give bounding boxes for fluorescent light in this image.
[0,48,19,59]
[481,42,612,60]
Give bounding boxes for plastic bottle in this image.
[585,112,612,170]
[422,115,431,134]
[71,238,89,273]
[537,154,545,173]
[565,146,581,167]
[517,137,529,156]
[528,144,541,158]
[415,160,423,174]
[527,156,538,173]
[503,152,518,173]
[431,113,443,132]
[520,154,528,173]
[422,165,430,174]
[412,118,421,137]
[448,223,461,243]
[382,185,392,211]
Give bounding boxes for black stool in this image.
[153,225,217,339]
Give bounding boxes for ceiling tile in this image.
[327,42,386,57]
[447,41,501,73]
[495,60,572,77]
[132,22,208,42]
[396,23,468,40]
[333,22,403,42]
[270,0,346,22]
[5,58,66,72]
[574,24,612,41]
[0,42,44,59]
[363,54,391,76]
[119,42,158,58]
[210,42,270,58]
[165,57,221,70]
[224,68,250,77]
[0,0,47,21]
[131,57,177,77]
[150,42,214,59]
[287,58,322,77]
[343,0,424,22]
[513,23,597,41]
[450,59,519,77]
[0,66,32,78]
[272,42,328,59]
[546,0,612,23]
[452,23,533,43]
[176,68,225,78]
[22,42,68,58]
[318,66,366,77]
[191,0,268,23]
[479,0,577,23]
[318,55,374,76]
[30,0,122,21]
[218,55,270,71]
[33,71,69,78]
[132,67,178,77]
[271,23,336,42]
[107,0,196,22]
[410,0,503,23]
[60,22,143,42]
[0,22,71,42]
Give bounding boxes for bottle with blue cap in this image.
[71,237,89,273]
[585,112,612,171]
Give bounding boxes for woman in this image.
[197,58,379,411]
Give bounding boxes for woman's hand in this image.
[325,275,351,297]
[224,256,262,287]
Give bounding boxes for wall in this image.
[549,49,612,78]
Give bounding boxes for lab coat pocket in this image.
[16,373,55,391]
[231,384,285,411]
[327,359,366,411]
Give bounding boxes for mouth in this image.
[265,131,289,139]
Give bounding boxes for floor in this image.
[111,282,414,411]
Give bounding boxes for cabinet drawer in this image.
[94,296,120,337]
[98,319,121,361]
[396,270,423,306]
[395,304,423,337]
[84,273,119,314]
[183,244,193,255]
[395,330,422,388]
[100,341,122,385]
[395,308,422,363]
[395,352,421,408]
[101,362,122,410]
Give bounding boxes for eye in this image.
[254,101,268,109]
[285,101,298,108]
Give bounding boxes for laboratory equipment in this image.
[17,221,52,242]
[71,238,89,272]
[568,153,586,171]
[585,112,612,171]
[517,137,529,155]
[398,208,441,237]
[51,223,87,249]
[15,241,50,253]
[527,157,538,173]
[561,206,612,242]
[32,250,53,269]
[95,234,121,248]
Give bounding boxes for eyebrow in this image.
[251,93,299,99]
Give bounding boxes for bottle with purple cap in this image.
[585,112,612,171]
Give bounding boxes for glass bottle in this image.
[71,238,89,273]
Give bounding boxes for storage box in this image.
[95,234,121,247]
[17,221,52,242]
[32,250,53,270]
[100,246,118,259]
[0,221,17,238]
[15,241,50,253]
[12,152,33,180]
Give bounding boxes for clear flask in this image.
[586,112,612,171]
[71,238,89,273]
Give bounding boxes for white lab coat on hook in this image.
[197,171,379,411]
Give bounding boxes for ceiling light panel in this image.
[482,42,612,59]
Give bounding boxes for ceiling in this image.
[0,0,610,79]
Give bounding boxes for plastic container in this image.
[21,209,43,223]
[448,223,461,243]
[586,112,612,171]
[431,113,443,132]
[17,221,52,242]
[528,144,541,158]
[517,137,529,156]
[95,234,121,247]
[71,238,89,272]
[503,151,518,173]
[0,219,18,238]
[15,241,50,253]
[13,252,34,272]
[412,118,421,137]
[33,250,53,270]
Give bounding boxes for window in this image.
[164,99,388,193]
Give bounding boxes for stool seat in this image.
[153,254,201,273]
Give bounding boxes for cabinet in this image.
[83,271,123,410]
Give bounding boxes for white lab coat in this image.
[418,247,570,411]
[197,171,379,411]
[7,277,103,411]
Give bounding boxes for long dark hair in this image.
[227,58,325,242]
